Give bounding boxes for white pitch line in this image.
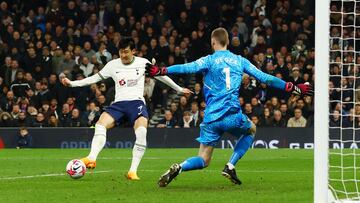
[0,170,111,180]
[0,169,312,181]
[0,168,351,181]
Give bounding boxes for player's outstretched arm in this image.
[61,73,103,87]
[146,57,209,77]
[154,76,193,94]
[243,58,313,96]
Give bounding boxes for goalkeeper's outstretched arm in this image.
[242,57,313,96]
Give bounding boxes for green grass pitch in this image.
[0,149,313,203]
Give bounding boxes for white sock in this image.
[129,126,147,172]
[227,163,235,170]
[88,124,107,160]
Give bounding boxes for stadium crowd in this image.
[0,0,315,128]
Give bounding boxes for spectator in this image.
[16,127,32,149]
[190,102,200,127]
[66,97,76,111]
[18,96,30,112]
[37,81,51,105]
[59,51,75,75]
[287,108,307,127]
[144,77,155,109]
[95,42,112,65]
[4,59,20,87]
[79,56,94,77]
[1,56,12,79]
[10,103,20,120]
[0,111,13,127]
[24,72,35,90]
[244,103,254,118]
[229,37,243,55]
[329,110,341,127]
[82,102,100,127]
[22,47,40,73]
[11,70,30,97]
[52,46,64,74]
[40,46,52,79]
[157,110,176,128]
[261,107,272,126]
[1,90,16,112]
[32,112,48,127]
[59,103,71,126]
[27,105,38,119]
[178,96,189,114]
[15,111,31,127]
[39,101,52,119]
[48,114,60,127]
[84,13,101,38]
[269,110,287,127]
[96,94,108,112]
[189,83,203,105]
[251,97,264,117]
[177,111,195,128]
[240,74,258,103]
[169,102,181,123]
[65,108,85,127]
[80,41,96,59]
[290,66,305,85]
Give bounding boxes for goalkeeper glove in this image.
[285,82,313,96]
[145,63,168,77]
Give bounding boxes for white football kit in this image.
[70,56,183,103]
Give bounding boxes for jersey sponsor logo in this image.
[127,79,138,87]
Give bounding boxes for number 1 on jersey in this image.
[223,67,230,90]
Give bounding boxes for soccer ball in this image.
[66,159,86,179]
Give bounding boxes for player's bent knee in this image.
[134,116,148,129]
[97,112,115,129]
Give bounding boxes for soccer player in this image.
[62,39,191,180]
[146,27,312,187]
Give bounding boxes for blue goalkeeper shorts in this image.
[197,111,253,147]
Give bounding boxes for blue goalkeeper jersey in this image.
[167,50,286,123]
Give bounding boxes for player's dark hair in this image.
[119,38,135,50]
[211,27,229,47]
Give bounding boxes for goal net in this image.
[321,0,360,202]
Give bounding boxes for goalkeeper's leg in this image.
[158,144,213,187]
[82,112,115,169]
[223,123,256,184]
[127,116,148,180]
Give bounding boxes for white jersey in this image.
[70,56,183,103]
[99,57,148,102]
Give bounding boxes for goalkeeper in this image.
[146,27,313,187]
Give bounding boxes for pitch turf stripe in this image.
[0,170,112,180]
[0,157,310,160]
